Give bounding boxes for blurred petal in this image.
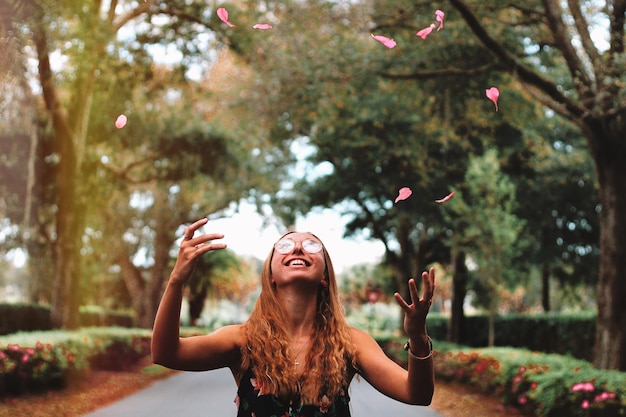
[115,114,127,129]
[416,24,435,40]
[252,23,273,30]
[435,190,455,203]
[435,10,445,31]
[395,187,413,203]
[371,34,397,49]
[217,7,235,27]
[486,87,500,111]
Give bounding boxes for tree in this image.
[5,0,274,328]
[435,0,626,370]
[447,149,526,346]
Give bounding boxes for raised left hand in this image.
[393,267,436,339]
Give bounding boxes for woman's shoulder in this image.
[348,326,374,343]
[210,323,246,344]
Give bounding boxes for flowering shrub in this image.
[435,349,502,392]
[0,327,152,398]
[432,342,626,417]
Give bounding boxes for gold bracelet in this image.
[403,336,433,360]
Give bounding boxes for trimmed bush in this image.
[0,327,152,398]
[0,303,51,335]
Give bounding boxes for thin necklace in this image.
[292,339,310,366]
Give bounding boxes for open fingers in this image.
[182,218,209,241]
[422,267,436,302]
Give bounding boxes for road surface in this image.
[83,367,443,417]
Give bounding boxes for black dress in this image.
[235,368,352,417]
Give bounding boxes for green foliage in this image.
[0,303,50,335]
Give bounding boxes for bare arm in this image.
[151,218,241,371]
[354,268,436,405]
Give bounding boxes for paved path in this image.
[83,367,443,417]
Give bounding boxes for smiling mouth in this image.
[287,259,310,267]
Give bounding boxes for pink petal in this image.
[394,187,412,203]
[435,10,445,31]
[416,24,435,40]
[485,87,500,111]
[252,23,273,30]
[435,190,456,203]
[217,7,235,27]
[115,114,127,129]
[371,34,397,49]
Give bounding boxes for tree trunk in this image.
[33,20,84,329]
[588,118,626,371]
[449,250,467,344]
[541,263,550,312]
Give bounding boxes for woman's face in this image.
[269,232,327,288]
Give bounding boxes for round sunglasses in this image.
[274,238,323,254]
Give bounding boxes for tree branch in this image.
[447,0,587,120]
[377,63,498,80]
[567,0,602,77]
[541,0,595,99]
[113,2,211,32]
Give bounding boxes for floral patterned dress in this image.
[235,368,352,417]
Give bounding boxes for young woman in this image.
[152,217,436,417]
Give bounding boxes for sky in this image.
[205,200,385,273]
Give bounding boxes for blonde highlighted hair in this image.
[240,232,357,405]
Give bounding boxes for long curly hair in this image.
[240,232,357,405]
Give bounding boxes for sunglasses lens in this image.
[302,239,322,253]
[274,239,295,254]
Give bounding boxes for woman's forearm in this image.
[406,334,435,405]
[151,278,185,366]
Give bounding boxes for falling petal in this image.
[253,23,273,30]
[486,87,500,111]
[416,24,436,40]
[435,190,456,203]
[395,187,412,203]
[435,10,445,31]
[217,7,235,27]
[115,114,127,129]
[371,34,397,49]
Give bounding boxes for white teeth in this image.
[289,259,306,266]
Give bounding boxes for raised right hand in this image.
[169,217,227,285]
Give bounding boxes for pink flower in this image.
[572,382,595,392]
[371,34,397,49]
[394,187,412,203]
[594,391,616,402]
[485,87,500,111]
[320,395,332,413]
[518,366,526,373]
[115,114,127,129]
[435,10,445,31]
[581,399,590,409]
[435,190,455,203]
[518,395,527,405]
[252,23,272,30]
[416,24,436,40]
[217,7,235,27]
